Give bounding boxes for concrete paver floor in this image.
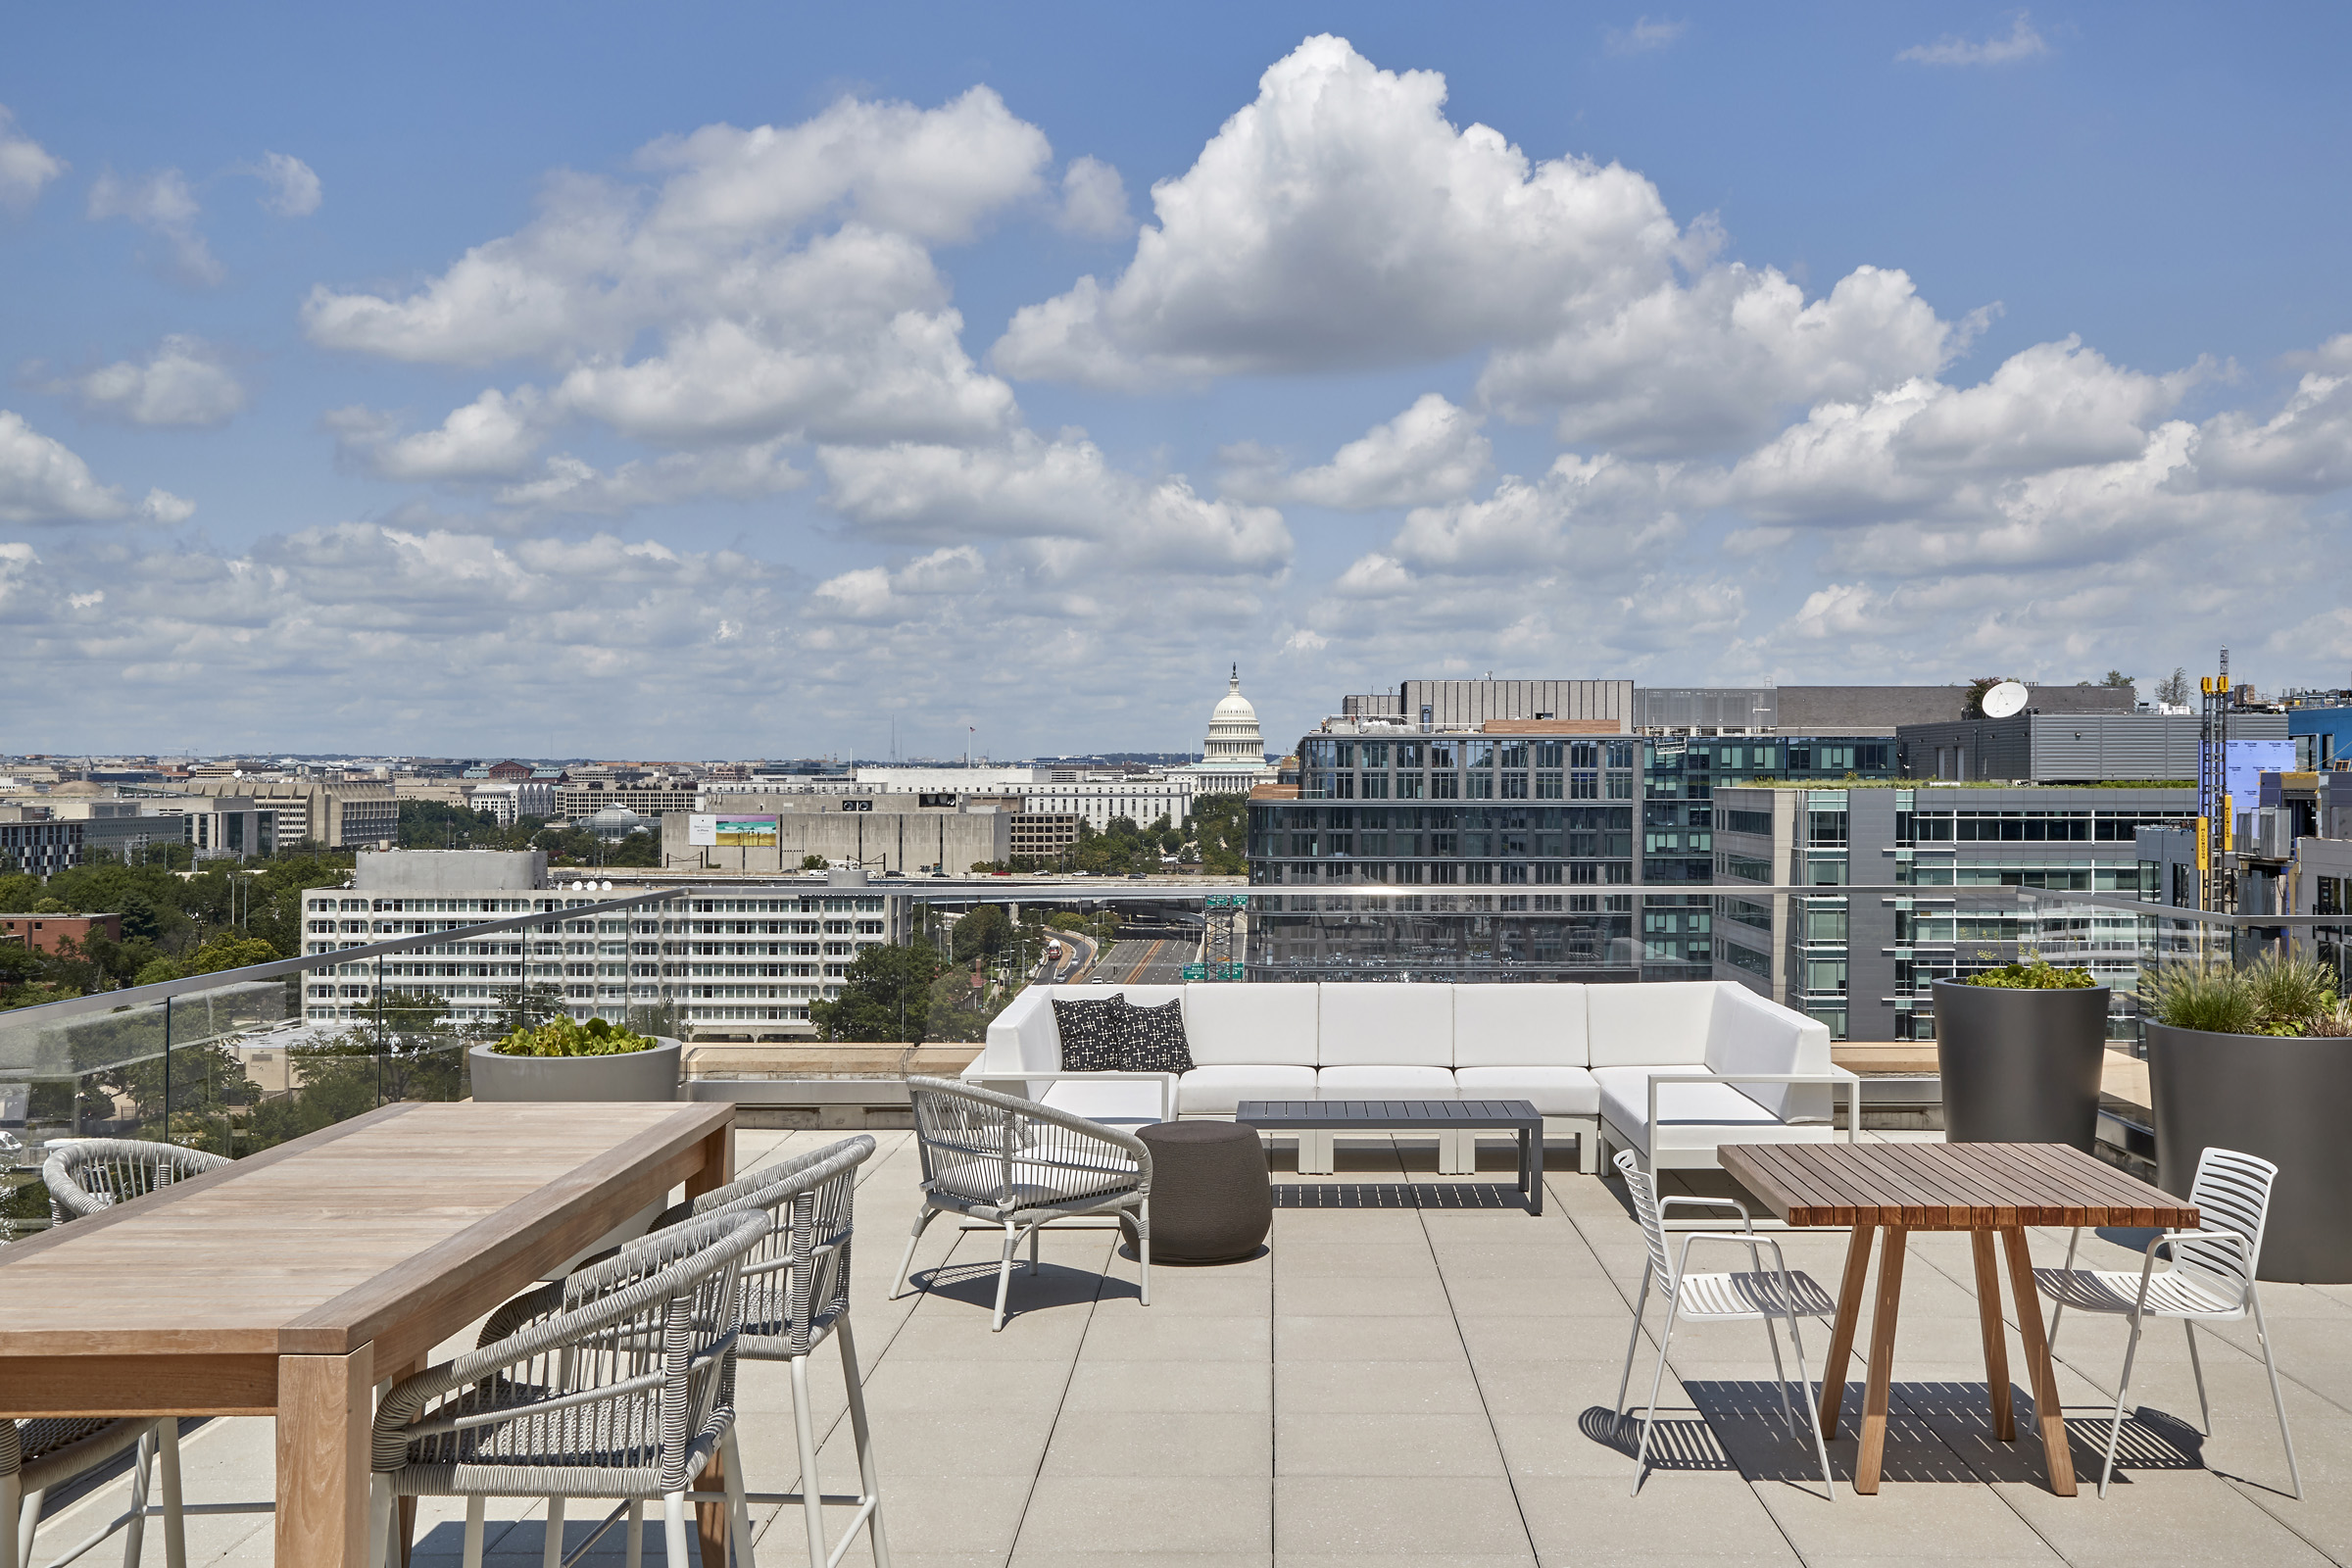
[21,1125,2349,1567]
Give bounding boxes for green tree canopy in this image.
[952,904,1011,962]
[810,944,942,1042]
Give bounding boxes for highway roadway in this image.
[1093,937,1195,985]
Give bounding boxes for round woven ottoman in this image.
[1122,1120,1272,1263]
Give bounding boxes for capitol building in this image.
[1184,664,1278,795]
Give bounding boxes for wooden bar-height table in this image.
[0,1101,736,1567]
[1717,1141,2197,1495]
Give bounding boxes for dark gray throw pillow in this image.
[1052,996,1125,1072]
[1119,998,1196,1076]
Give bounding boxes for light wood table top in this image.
[1720,1140,2197,1231]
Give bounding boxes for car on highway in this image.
[1127,872,1149,880]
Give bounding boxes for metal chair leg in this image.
[368,1475,395,1568]
[1136,1199,1151,1307]
[13,1486,43,1568]
[2251,1288,2303,1499]
[718,1428,756,1568]
[836,1312,891,1568]
[121,1426,153,1568]
[888,1206,938,1299]
[1613,1271,1652,1421]
[992,1221,1020,1332]
[2183,1320,2210,1434]
[2100,1301,2148,1497]
[462,1495,486,1568]
[2049,1227,2082,1346]
[624,1499,644,1568]
[1029,1221,1041,1275]
[2,1472,24,1568]
[542,1494,565,1568]
[1631,1294,1682,1494]
[157,1418,185,1568]
[790,1353,827,1568]
[662,1493,690,1567]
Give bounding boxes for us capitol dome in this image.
[1186,664,1275,792]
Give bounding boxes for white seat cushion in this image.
[1594,1065,1785,1153]
[1038,1077,1171,1127]
[928,1153,1140,1215]
[1587,982,1718,1068]
[1315,1065,1457,1101]
[1316,983,1452,1067]
[1453,983,1589,1067]
[1451,1065,1600,1116]
[1186,983,1319,1067]
[1176,1064,1317,1116]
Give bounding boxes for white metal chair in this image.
[654,1136,891,1568]
[893,1075,1152,1333]
[21,1138,227,1568]
[2035,1146,2301,1497]
[1612,1150,1839,1497]
[368,1209,768,1568]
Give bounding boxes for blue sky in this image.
[4,4,2349,760]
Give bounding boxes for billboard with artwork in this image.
[687,813,779,847]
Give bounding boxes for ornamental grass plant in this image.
[490,1015,661,1056]
[2143,951,2345,1038]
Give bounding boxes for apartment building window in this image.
[1571,772,1598,799]
[1361,773,1389,799]
[1500,772,1528,799]
[1536,771,1563,799]
[1395,774,1424,800]
[1465,773,1494,800]
[1432,774,1460,800]
[1570,742,1597,768]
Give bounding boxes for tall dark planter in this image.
[1932,981,2110,1150]
[2147,1022,2352,1284]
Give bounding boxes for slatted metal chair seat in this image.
[1668,1268,1841,1321]
[2034,1265,2241,1318]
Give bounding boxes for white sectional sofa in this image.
[973,980,1857,1173]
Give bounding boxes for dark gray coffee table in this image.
[1235,1099,1545,1214]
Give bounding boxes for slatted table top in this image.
[0,1100,730,1359]
[1719,1140,2198,1230]
[1236,1099,1541,1129]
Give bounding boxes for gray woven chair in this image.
[367,1209,769,1568]
[4,1418,180,1568]
[652,1136,891,1568]
[22,1137,226,1568]
[893,1075,1152,1333]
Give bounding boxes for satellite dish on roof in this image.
[1982,680,2030,718]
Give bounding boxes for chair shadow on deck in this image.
[903,1252,1135,1320]
[1581,1380,2207,1488]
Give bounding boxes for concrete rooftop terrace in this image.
[20,1125,2352,1568]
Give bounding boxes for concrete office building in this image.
[0,795,277,869]
[1710,784,2197,1042]
[299,849,909,1038]
[555,778,699,822]
[1896,711,2289,783]
[175,777,396,849]
[1246,715,1907,985]
[661,792,1024,875]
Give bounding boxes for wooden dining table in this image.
[1717,1141,2198,1495]
[0,1100,737,1567]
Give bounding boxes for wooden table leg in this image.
[687,1118,735,1568]
[1818,1222,1876,1439]
[277,1344,372,1567]
[1856,1226,1907,1494]
[2000,1225,2077,1495]
[1970,1229,2015,1443]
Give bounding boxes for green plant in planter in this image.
[1959,951,2098,989]
[490,1015,660,1056]
[2143,951,2343,1037]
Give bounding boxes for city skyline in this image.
[4,6,2351,757]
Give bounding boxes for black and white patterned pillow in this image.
[1118,998,1196,1075]
[1052,996,1126,1072]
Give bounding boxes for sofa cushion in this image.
[1184,983,1318,1067]
[1121,998,1196,1075]
[1176,1064,1317,1116]
[1705,984,1834,1122]
[1038,1076,1170,1127]
[1051,996,1126,1073]
[1451,1065,1600,1116]
[1317,983,1453,1067]
[1586,982,1718,1068]
[1315,1065,1457,1101]
[1594,1065,1782,1154]
[1453,984,1589,1068]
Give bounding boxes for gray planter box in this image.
[2147,1022,2352,1283]
[468,1038,683,1103]
[1932,981,2109,1151]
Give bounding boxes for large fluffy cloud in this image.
[1220,394,1492,509]
[0,410,192,524]
[39,336,248,428]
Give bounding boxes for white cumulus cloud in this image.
[254,151,322,216]
[0,410,193,524]
[1899,13,2049,67]
[0,105,64,212]
[40,335,248,427]
[87,168,222,285]
[1054,156,1132,238]
[328,389,548,482]
[1220,393,1492,509]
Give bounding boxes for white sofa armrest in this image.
[983,985,1060,1074]
[1644,1067,1862,1142]
[963,1068,1178,1124]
